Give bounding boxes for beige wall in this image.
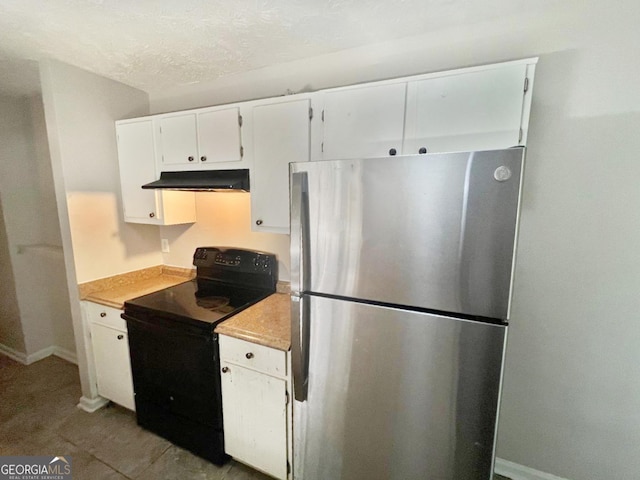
[40,60,161,284]
[149,2,640,479]
[0,197,25,354]
[159,193,291,279]
[39,59,158,400]
[0,94,73,358]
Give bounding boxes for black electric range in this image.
[122,247,277,465]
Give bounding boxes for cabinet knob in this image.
[117,334,124,340]
[188,156,194,162]
[255,219,263,226]
[221,366,229,373]
[418,147,427,154]
[200,156,207,162]
[149,212,155,218]
[389,148,397,156]
[245,352,254,359]
[100,312,107,317]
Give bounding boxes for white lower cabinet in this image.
[85,302,135,411]
[219,335,291,479]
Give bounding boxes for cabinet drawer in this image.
[85,301,126,331]
[219,335,286,378]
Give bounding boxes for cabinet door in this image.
[220,361,288,480]
[116,121,162,223]
[197,108,242,164]
[322,82,406,160]
[159,113,198,165]
[116,120,196,225]
[403,64,527,154]
[252,99,310,233]
[91,323,135,411]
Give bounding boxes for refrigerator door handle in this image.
[291,294,309,402]
[290,171,310,295]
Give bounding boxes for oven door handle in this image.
[291,294,310,402]
[121,313,212,340]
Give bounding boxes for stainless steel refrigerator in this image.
[289,148,525,480]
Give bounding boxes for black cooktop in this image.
[123,247,278,328]
[125,279,272,325]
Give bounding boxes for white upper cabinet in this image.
[158,106,243,171]
[251,98,311,233]
[116,119,196,225]
[115,58,536,230]
[403,63,529,154]
[316,59,536,162]
[159,114,198,165]
[198,108,243,163]
[320,82,407,160]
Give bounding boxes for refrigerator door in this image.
[293,294,506,480]
[290,148,524,320]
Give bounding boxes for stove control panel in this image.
[193,247,278,290]
[214,252,242,266]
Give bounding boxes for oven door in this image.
[123,312,222,428]
[123,311,227,464]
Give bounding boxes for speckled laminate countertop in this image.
[78,265,195,309]
[215,293,290,351]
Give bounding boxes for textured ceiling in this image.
[0,0,538,96]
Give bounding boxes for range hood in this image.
[142,169,250,192]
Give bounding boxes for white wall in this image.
[0,93,73,359]
[39,59,159,401]
[149,2,640,479]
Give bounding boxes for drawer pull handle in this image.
[117,334,124,340]
[221,367,229,373]
[245,352,254,359]
[100,312,107,318]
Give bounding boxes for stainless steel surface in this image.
[291,295,309,401]
[289,148,524,320]
[290,171,310,296]
[293,295,506,480]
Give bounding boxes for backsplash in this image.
[159,192,291,281]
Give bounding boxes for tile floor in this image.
[0,355,270,480]
[0,354,512,480]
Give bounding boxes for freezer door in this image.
[293,295,506,480]
[290,148,524,320]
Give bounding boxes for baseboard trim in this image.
[52,347,77,364]
[0,342,28,364]
[495,458,571,480]
[26,346,56,364]
[0,343,77,365]
[77,395,110,413]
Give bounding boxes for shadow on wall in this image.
[0,196,27,353]
[498,49,640,479]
